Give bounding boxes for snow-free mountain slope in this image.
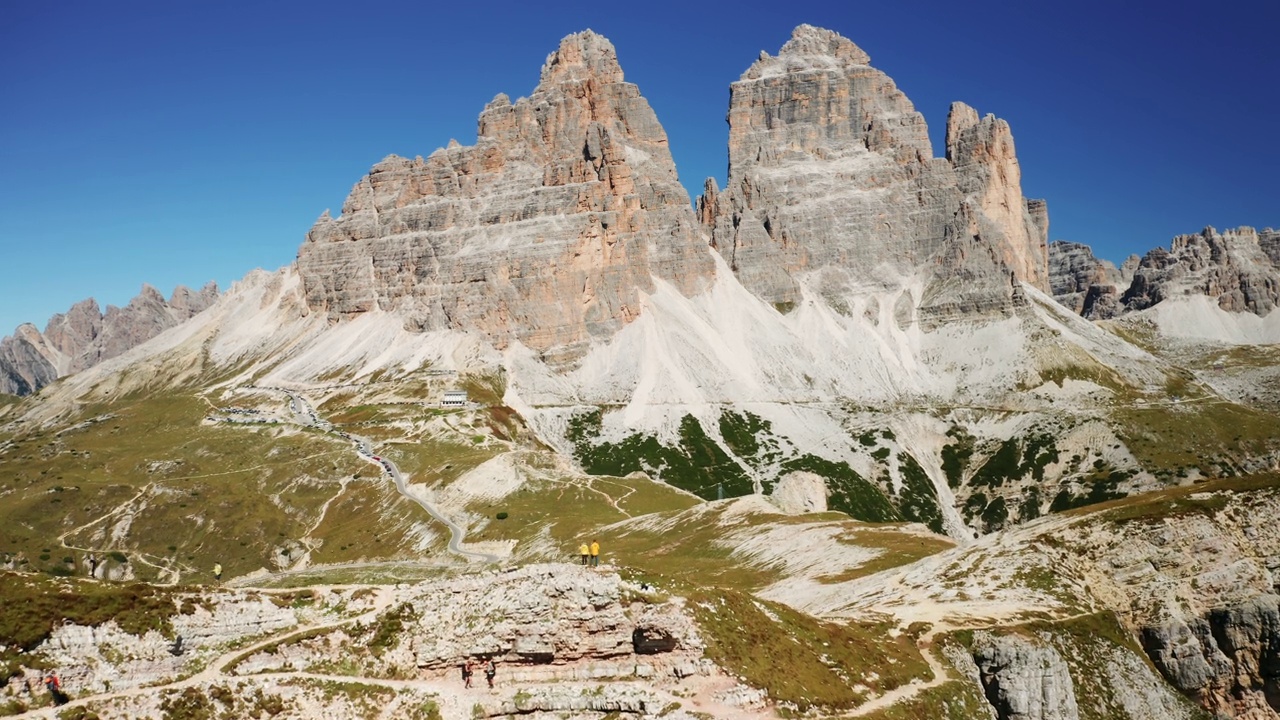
[699,25,1049,330]
[296,30,713,368]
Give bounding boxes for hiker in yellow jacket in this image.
[590,540,600,567]
[578,542,590,566]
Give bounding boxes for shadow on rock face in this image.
[632,626,678,655]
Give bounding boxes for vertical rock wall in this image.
[1141,594,1280,718]
[699,25,1050,328]
[296,31,714,366]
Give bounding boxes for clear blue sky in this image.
[2,0,1276,335]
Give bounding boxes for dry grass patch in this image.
[688,587,931,712]
[817,527,955,584]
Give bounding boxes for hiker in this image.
[462,661,473,688]
[484,658,496,688]
[578,542,590,566]
[590,539,600,567]
[88,554,98,578]
[213,563,222,582]
[44,673,67,706]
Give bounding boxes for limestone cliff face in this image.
[1141,595,1280,719]
[0,324,58,396]
[1060,485,1280,719]
[0,283,218,396]
[699,25,1049,328]
[296,31,713,365]
[971,632,1080,720]
[1123,226,1280,315]
[1050,226,1279,323]
[1047,241,1125,319]
[43,298,104,369]
[946,102,1050,291]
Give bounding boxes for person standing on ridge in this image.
[578,542,589,566]
[462,660,473,688]
[590,539,600,567]
[213,563,222,582]
[44,673,67,706]
[484,658,496,688]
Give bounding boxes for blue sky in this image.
[1,0,1276,335]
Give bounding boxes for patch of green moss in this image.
[367,602,418,657]
[970,433,1058,488]
[1049,469,1128,513]
[687,588,929,711]
[980,496,1008,533]
[781,454,899,523]
[1093,474,1280,524]
[717,410,782,471]
[941,426,975,488]
[856,679,991,720]
[0,573,189,677]
[896,453,944,533]
[1115,402,1280,477]
[963,493,987,525]
[1018,487,1042,522]
[568,411,751,500]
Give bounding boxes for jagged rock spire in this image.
[296,30,712,366]
[700,25,1050,324]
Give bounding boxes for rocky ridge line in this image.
[0,282,219,396]
[1048,226,1279,321]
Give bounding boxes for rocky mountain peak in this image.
[945,101,1049,289]
[730,25,930,171]
[1047,225,1280,324]
[1048,240,1124,319]
[944,102,981,161]
[136,283,165,304]
[701,25,1049,320]
[1124,225,1280,315]
[772,23,871,68]
[538,29,624,85]
[0,283,219,395]
[297,29,712,366]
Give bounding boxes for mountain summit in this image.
[699,25,1048,330]
[296,30,712,366]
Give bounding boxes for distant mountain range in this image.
[3,28,1274,397]
[1,282,218,395]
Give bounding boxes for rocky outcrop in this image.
[698,25,1049,329]
[296,31,713,366]
[1050,226,1280,323]
[946,102,1049,291]
[0,324,58,395]
[1053,484,1280,718]
[0,283,218,395]
[10,587,307,698]
[1047,241,1125,319]
[235,564,700,684]
[1141,595,1280,718]
[1122,226,1280,316]
[769,471,828,514]
[971,632,1079,720]
[42,298,105,371]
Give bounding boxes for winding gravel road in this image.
[275,388,498,564]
